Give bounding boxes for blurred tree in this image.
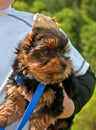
[13,0,29,11]
[13,0,46,13]
[55,8,77,45]
[81,0,96,21]
[42,0,65,13]
[80,22,96,72]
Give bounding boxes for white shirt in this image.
[67,39,89,76]
[0,6,34,130]
[0,6,89,130]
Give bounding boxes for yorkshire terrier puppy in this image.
[0,15,79,130]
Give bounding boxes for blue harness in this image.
[0,75,46,130]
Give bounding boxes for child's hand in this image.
[32,13,61,29]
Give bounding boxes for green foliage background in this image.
[13,0,96,129]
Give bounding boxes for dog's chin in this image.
[25,69,70,84]
[32,71,71,84]
[26,65,72,84]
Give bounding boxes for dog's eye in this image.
[60,50,65,54]
[44,50,50,56]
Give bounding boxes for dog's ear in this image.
[15,27,46,56]
[15,32,35,55]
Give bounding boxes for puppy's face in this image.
[17,27,72,84]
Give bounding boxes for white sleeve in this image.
[60,29,89,76]
[67,39,89,76]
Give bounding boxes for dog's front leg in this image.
[0,85,27,127]
[29,109,56,130]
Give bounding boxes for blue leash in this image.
[16,83,46,130]
[0,127,4,130]
[0,75,46,130]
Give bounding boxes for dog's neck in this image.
[14,75,34,86]
[14,74,62,88]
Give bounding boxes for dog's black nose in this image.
[61,62,66,68]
